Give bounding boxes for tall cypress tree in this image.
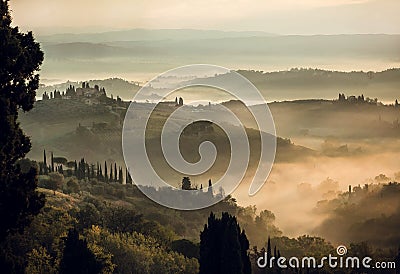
[208,179,213,196]
[109,163,113,182]
[0,0,45,241]
[200,212,251,274]
[99,165,103,181]
[182,176,192,190]
[104,161,108,183]
[267,236,272,265]
[96,162,99,179]
[90,164,95,179]
[118,167,123,184]
[114,163,117,182]
[74,160,78,177]
[43,149,48,175]
[51,152,54,172]
[240,230,251,274]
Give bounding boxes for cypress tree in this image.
[91,164,95,179]
[0,0,45,241]
[240,230,251,274]
[74,160,78,177]
[118,167,123,184]
[104,161,108,183]
[114,163,117,182]
[43,149,48,175]
[200,212,251,274]
[39,163,43,175]
[182,177,192,190]
[267,236,272,264]
[81,158,86,179]
[51,152,54,172]
[208,179,213,196]
[109,163,113,182]
[99,165,103,181]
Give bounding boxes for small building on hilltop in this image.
[76,82,105,98]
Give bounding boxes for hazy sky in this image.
[10,0,400,35]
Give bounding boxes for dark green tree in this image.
[58,164,64,175]
[208,179,213,196]
[182,176,192,190]
[118,167,123,184]
[125,168,131,184]
[74,160,78,177]
[59,229,103,274]
[114,163,117,182]
[240,230,251,274]
[43,149,48,174]
[104,161,108,183]
[102,206,144,234]
[77,158,86,180]
[96,162,100,179]
[99,165,103,180]
[0,0,45,241]
[200,212,251,274]
[51,152,54,172]
[267,236,272,265]
[109,162,113,182]
[90,164,95,179]
[170,239,200,259]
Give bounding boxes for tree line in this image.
[39,149,133,185]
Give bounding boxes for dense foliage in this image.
[200,212,251,274]
[0,0,44,242]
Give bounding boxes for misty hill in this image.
[38,78,141,100]
[38,68,400,103]
[264,98,400,141]
[40,32,400,59]
[38,29,276,43]
[314,182,400,248]
[38,32,400,84]
[43,42,133,58]
[102,34,399,59]
[239,68,400,101]
[188,68,400,102]
[19,99,314,181]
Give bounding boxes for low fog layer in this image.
[234,152,400,241]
